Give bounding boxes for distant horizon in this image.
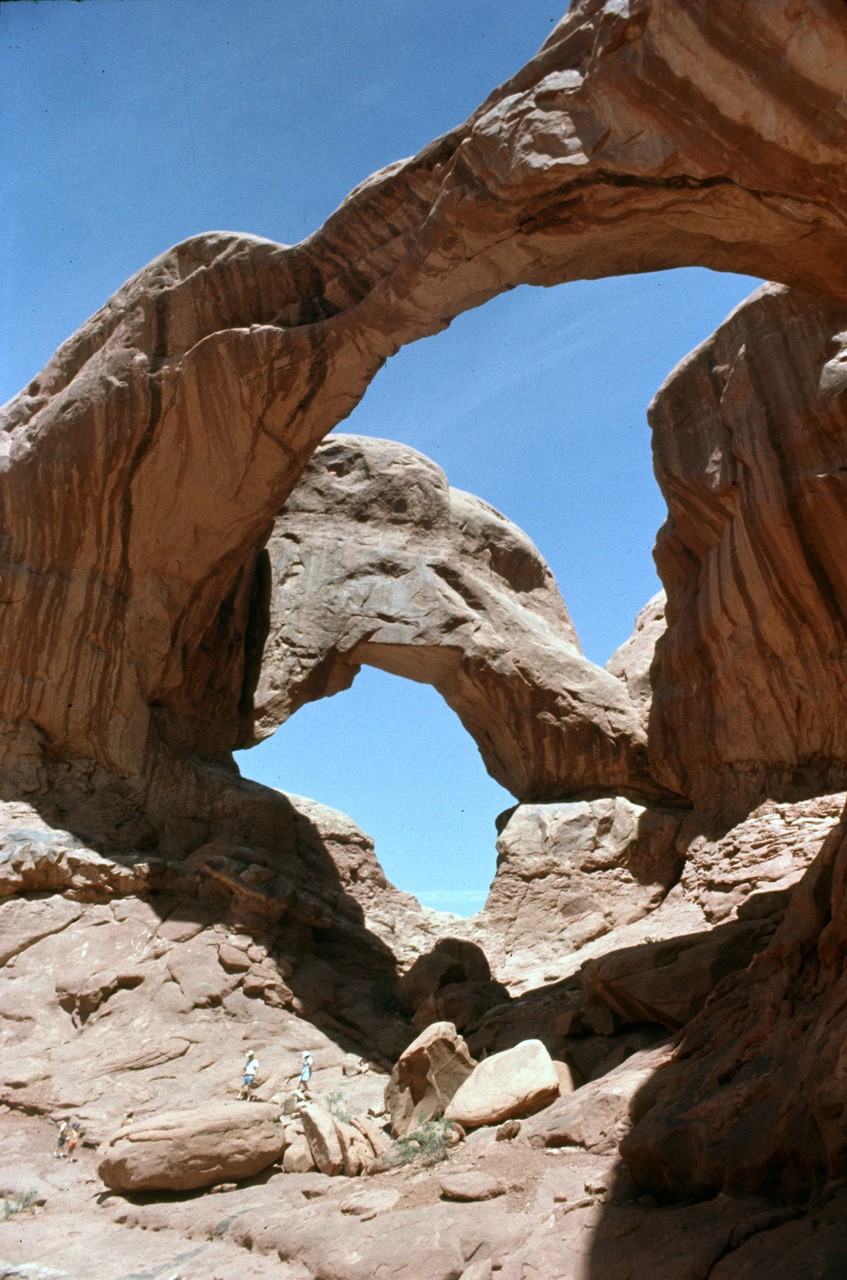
[3,2,761,913]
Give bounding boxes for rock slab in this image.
[445,1039,559,1129]
[385,1021,476,1138]
[96,1102,284,1192]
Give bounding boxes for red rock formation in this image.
[621,805,847,1202]
[2,0,847,827]
[649,284,847,815]
[253,434,661,802]
[4,3,847,1253]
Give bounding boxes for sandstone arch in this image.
[247,433,664,803]
[2,0,846,816]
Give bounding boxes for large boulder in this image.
[299,1102,376,1178]
[385,1021,476,1138]
[445,1039,560,1129]
[300,1102,345,1177]
[96,1102,284,1192]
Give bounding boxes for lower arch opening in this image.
[235,665,513,917]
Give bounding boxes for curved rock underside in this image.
[251,433,662,802]
[4,1,847,1268]
[2,0,847,828]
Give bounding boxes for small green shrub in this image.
[324,1089,353,1126]
[387,1117,452,1168]
[3,1190,37,1219]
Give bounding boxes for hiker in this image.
[296,1052,313,1100]
[66,1121,81,1160]
[54,1118,69,1159]
[239,1050,259,1100]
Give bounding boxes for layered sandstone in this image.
[649,284,847,814]
[253,433,658,801]
[3,2,847,1270]
[2,0,847,832]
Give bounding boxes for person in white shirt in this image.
[239,1050,259,1100]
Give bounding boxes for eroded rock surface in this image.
[253,433,658,801]
[4,2,847,1274]
[649,285,847,815]
[479,796,685,984]
[385,1021,476,1137]
[621,803,847,1204]
[96,1102,284,1192]
[2,0,847,833]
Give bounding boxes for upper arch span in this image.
[1,0,846,791]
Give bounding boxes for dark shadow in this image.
[2,760,416,1069]
[580,806,847,1278]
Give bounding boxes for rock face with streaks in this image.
[648,284,847,816]
[5,2,847,1268]
[2,0,847,837]
[251,434,658,803]
[605,591,667,730]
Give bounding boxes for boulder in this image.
[96,1102,284,1192]
[438,1171,505,1202]
[385,1021,476,1138]
[445,1039,560,1129]
[334,1118,373,1178]
[351,1114,389,1157]
[282,1134,315,1174]
[300,1102,344,1177]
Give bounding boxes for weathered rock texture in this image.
[621,801,847,1204]
[605,591,666,730]
[253,434,657,801]
[445,1038,560,1128]
[5,3,847,1269]
[96,1102,284,1192]
[384,1021,476,1137]
[2,0,847,834]
[479,797,685,982]
[581,917,777,1031]
[649,284,847,815]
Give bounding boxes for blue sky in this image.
[2,1,760,913]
